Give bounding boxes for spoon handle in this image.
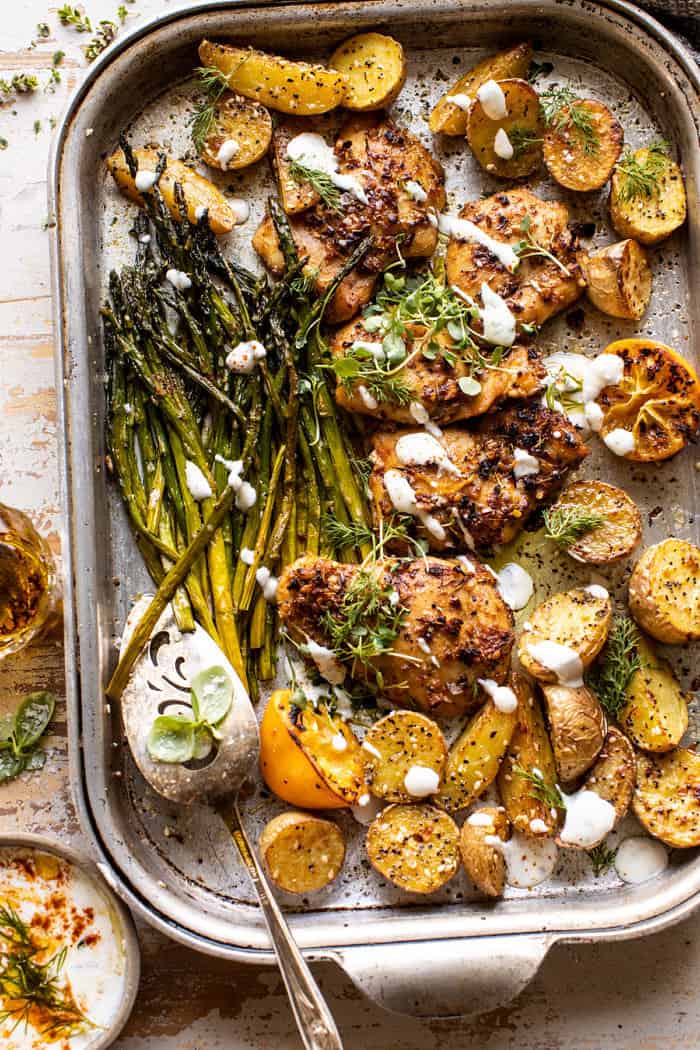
[221,800,345,1050]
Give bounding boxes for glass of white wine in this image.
[0,503,59,662]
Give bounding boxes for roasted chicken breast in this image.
[277,555,514,717]
[253,114,446,323]
[446,188,588,329]
[369,399,589,552]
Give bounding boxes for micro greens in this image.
[57,5,92,32]
[189,65,230,153]
[540,85,600,155]
[587,842,619,877]
[542,505,607,549]
[0,692,55,784]
[615,140,670,202]
[147,665,233,763]
[587,615,642,717]
[515,215,572,276]
[513,764,565,811]
[288,159,342,211]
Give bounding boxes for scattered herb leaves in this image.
[147,665,233,763]
[0,692,55,784]
[615,139,670,202]
[513,763,565,811]
[587,615,642,717]
[543,504,607,549]
[587,842,618,876]
[540,85,600,155]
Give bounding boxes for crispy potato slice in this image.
[498,676,559,835]
[199,91,272,171]
[619,634,689,753]
[106,147,238,235]
[362,711,448,803]
[596,340,700,462]
[548,480,642,565]
[270,117,328,213]
[633,748,700,847]
[329,32,406,111]
[610,146,687,245]
[518,587,612,683]
[366,803,460,893]
[541,683,606,783]
[583,727,636,826]
[259,811,345,893]
[466,78,543,178]
[260,689,367,809]
[435,699,518,813]
[460,807,508,898]
[628,538,700,644]
[429,43,532,136]
[583,239,652,320]
[199,39,347,116]
[543,99,622,191]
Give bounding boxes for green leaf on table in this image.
[0,716,14,744]
[0,752,25,783]
[190,666,233,726]
[13,691,56,751]
[24,750,46,772]
[147,716,196,764]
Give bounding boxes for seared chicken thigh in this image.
[369,400,589,552]
[277,555,514,717]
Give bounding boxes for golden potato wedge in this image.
[467,78,544,178]
[583,239,652,321]
[583,727,636,826]
[546,480,642,565]
[460,807,508,898]
[198,91,272,171]
[329,32,406,111]
[435,698,518,813]
[541,683,606,783]
[106,147,238,235]
[259,811,345,893]
[610,144,687,245]
[619,633,689,753]
[366,803,460,893]
[498,676,559,836]
[518,587,612,683]
[429,42,532,136]
[271,118,321,214]
[199,39,347,116]
[362,711,448,803]
[633,748,700,847]
[628,538,700,644]
[543,98,622,192]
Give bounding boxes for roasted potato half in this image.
[460,807,508,898]
[547,480,642,565]
[106,147,239,235]
[199,40,347,116]
[429,42,532,136]
[634,748,700,847]
[582,239,652,321]
[542,683,607,783]
[198,91,272,171]
[610,144,687,245]
[583,727,636,826]
[518,587,612,683]
[259,811,345,893]
[596,340,700,462]
[366,803,460,893]
[498,676,559,836]
[618,633,689,753]
[466,78,544,178]
[628,538,700,644]
[435,698,518,813]
[329,33,406,110]
[543,99,622,192]
[362,711,448,803]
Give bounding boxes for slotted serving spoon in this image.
[119,598,344,1050]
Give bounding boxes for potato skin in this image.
[429,42,532,136]
[467,78,544,179]
[541,683,606,783]
[199,91,272,171]
[329,33,406,111]
[498,677,559,836]
[366,803,460,893]
[583,239,652,321]
[459,807,508,898]
[633,748,700,847]
[518,587,612,682]
[549,480,642,565]
[610,148,687,245]
[628,539,700,644]
[259,812,346,893]
[543,99,622,191]
[618,634,689,753]
[582,727,636,828]
[435,698,518,813]
[362,711,448,803]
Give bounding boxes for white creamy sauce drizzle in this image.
[286,132,369,205]
[495,562,534,610]
[614,837,668,884]
[216,138,240,169]
[512,448,541,479]
[430,212,519,271]
[230,198,250,224]
[357,384,378,411]
[467,811,497,827]
[184,460,213,501]
[527,640,583,686]
[165,268,192,292]
[486,832,558,888]
[543,351,625,433]
[479,282,516,346]
[352,339,385,360]
[405,179,428,202]
[558,788,616,848]
[134,169,157,192]
[417,637,432,655]
[226,339,267,374]
[409,400,442,438]
[530,818,549,834]
[603,427,636,456]
[331,731,347,753]
[493,127,514,160]
[456,554,476,574]
[383,469,446,541]
[214,454,257,511]
[240,547,255,565]
[448,92,473,111]
[476,79,507,119]
[395,432,461,476]
[255,565,279,602]
[404,764,441,797]
[585,584,609,600]
[362,740,382,759]
[478,677,518,713]
[304,637,346,685]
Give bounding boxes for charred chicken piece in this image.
[277,554,514,718]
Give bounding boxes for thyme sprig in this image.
[513,764,565,811]
[587,842,619,877]
[57,5,92,32]
[288,160,342,211]
[189,65,230,153]
[0,74,39,97]
[615,140,670,202]
[587,615,642,717]
[84,20,118,61]
[543,505,607,549]
[540,85,600,155]
[515,215,571,276]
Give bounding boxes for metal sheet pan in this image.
[49,0,700,1017]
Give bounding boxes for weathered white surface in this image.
[1,2,700,1046]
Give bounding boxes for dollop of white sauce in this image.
[216,138,240,169]
[449,92,472,111]
[586,584,609,600]
[405,179,428,202]
[431,212,519,271]
[226,339,267,374]
[543,351,625,432]
[559,788,616,848]
[530,818,549,834]
[395,432,460,476]
[513,448,540,479]
[255,565,278,602]
[496,562,534,610]
[476,79,507,119]
[286,132,369,205]
[493,127,514,159]
[478,677,518,713]
[304,637,346,685]
[229,198,250,224]
[214,454,257,511]
[331,731,348,752]
[404,764,441,797]
[603,427,636,457]
[615,836,668,884]
[240,547,255,565]
[383,469,446,541]
[409,400,442,438]
[235,481,257,511]
[357,384,378,411]
[527,640,583,687]
[584,401,605,432]
[351,793,384,825]
[352,339,385,360]
[480,282,516,347]
[362,740,382,759]
[184,460,213,501]
[166,268,192,292]
[486,831,558,888]
[467,810,496,827]
[135,169,157,192]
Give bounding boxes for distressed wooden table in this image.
[1,2,699,1046]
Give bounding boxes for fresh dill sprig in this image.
[515,215,572,276]
[513,764,565,811]
[288,159,342,211]
[540,85,600,155]
[543,505,607,549]
[509,124,543,159]
[57,4,92,32]
[189,65,230,153]
[323,518,374,551]
[615,140,670,202]
[587,842,619,877]
[587,615,642,717]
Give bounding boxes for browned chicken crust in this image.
[369,399,589,552]
[277,555,514,717]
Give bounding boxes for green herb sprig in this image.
[543,505,607,549]
[84,20,118,61]
[288,159,343,211]
[0,692,55,784]
[508,124,543,159]
[513,763,565,811]
[540,85,600,155]
[147,665,233,763]
[587,615,642,717]
[587,842,619,877]
[515,215,572,276]
[57,5,92,32]
[189,65,230,153]
[0,74,39,98]
[615,140,670,202]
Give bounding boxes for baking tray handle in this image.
[331,933,551,1017]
